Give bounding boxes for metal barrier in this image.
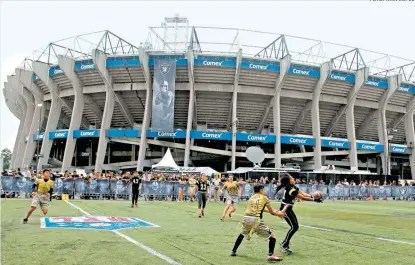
[1,176,414,200]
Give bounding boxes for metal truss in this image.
[35,43,89,65]
[96,30,140,55]
[189,27,202,53]
[254,35,289,60]
[374,62,415,83]
[331,48,366,72]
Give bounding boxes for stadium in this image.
[2,16,415,178]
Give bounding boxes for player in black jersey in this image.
[131,172,142,208]
[276,173,323,255]
[195,174,210,218]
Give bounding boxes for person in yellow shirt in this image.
[23,169,54,224]
[230,184,289,262]
[188,176,197,202]
[220,175,240,221]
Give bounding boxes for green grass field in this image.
[1,199,414,265]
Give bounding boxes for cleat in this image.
[199,215,201,218]
[230,250,237,256]
[23,218,28,224]
[267,255,283,262]
[280,244,293,255]
[131,205,134,208]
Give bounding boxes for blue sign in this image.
[236,133,276,143]
[390,144,408,154]
[329,72,355,84]
[147,130,186,138]
[176,59,188,66]
[73,129,100,138]
[107,129,124,137]
[33,133,44,141]
[321,138,350,149]
[398,84,415,94]
[75,62,96,71]
[240,61,280,72]
[191,131,232,141]
[40,216,158,231]
[49,67,64,77]
[288,66,320,78]
[125,129,140,138]
[356,141,384,152]
[32,74,39,81]
[49,130,68,139]
[194,59,237,68]
[365,78,388,89]
[106,58,141,68]
[281,135,315,146]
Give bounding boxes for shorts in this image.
[241,216,272,239]
[31,194,49,209]
[226,194,238,205]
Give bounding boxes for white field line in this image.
[375,238,415,246]
[64,201,182,265]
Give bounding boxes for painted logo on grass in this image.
[40,216,159,231]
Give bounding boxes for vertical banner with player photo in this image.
[152,59,176,132]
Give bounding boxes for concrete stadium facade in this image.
[3,23,415,178]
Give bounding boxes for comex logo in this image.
[293,69,310,75]
[203,61,223,67]
[330,74,347,81]
[54,69,64,75]
[392,146,406,153]
[80,131,95,136]
[55,132,66,138]
[202,133,223,139]
[329,141,345,148]
[81,64,95,70]
[157,132,177,137]
[361,144,376,150]
[248,135,267,141]
[249,64,268,70]
[398,87,410,92]
[290,138,307,144]
[366,81,379,87]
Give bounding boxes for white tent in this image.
[151,148,179,170]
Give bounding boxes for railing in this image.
[1,177,414,201]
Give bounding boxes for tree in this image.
[1,148,12,170]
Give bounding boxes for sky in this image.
[1,1,414,152]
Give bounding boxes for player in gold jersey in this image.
[231,184,288,262]
[23,169,54,224]
[220,175,240,221]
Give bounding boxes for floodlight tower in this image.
[162,14,189,51]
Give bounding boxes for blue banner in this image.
[176,59,188,67]
[32,74,39,81]
[329,72,355,84]
[365,79,388,89]
[106,58,141,68]
[73,129,100,138]
[147,130,186,138]
[125,129,140,138]
[107,129,125,137]
[49,130,69,139]
[288,66,320,78]
[240,61,280,72]
[190,131,232,141]
[321,138,350,149]
[390,144,409,154]
[49,67,64,77]
[398,84,415,94]
[236,133,276,143]
[0,176,34,193]
[356,141,384,152]
[194,59,237,68]
[281,135,315,146]
[75,62,96,71]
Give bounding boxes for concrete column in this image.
[92,49,114,172]
[346,67,369,171]
[58,55,85,171]
[8,76,34,169]
[22,98,45,169]
[404,97,415,180]
[231,49,242,171]
[137,47,152,171]
[311,62,332,170]
[377,75,401,175]
[184,47,195,167]
[32,62,63,169]
[273,55,291,168]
